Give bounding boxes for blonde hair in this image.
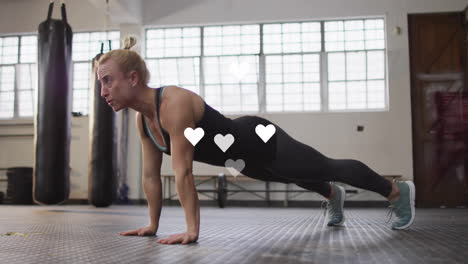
[97,36,150,85]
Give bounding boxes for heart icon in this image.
[229,61,251,81]
[214,134,235,152]
[184,127,205,146]
[224,159,245,177]
[255,124,276,143]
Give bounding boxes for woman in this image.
[97,37,415,245]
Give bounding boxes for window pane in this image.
[204,25,259,56]
[328,52,345,81]
[0,37,19,64]
[0,91,14,118]
[346,51,366,80]
[18,90,34,117]
[73,62,91,114]
[204,55,258,85]
[365,19,384,29]
[146,27,200,58]
[325,21,344,52]
[368,80,385,108]
[264,22,321,54]
[329,82,346,110]
[347,81,366,109]
[18,64,37,90]
[204,55,259,112]
[18,64,37,117]
[144,19,387,114]
[0,61,15,118]
[20,35,37,63]
[0,66,15,92]
[284,83,304,111]
[326,19,385,52]
[147,58,200,94]
[303,82,321,111]
[266,90,283,112]
[265,54,321,111]
[365,19,385,50]
[326,18,386,111]
[327,20,371,52]
[73,98,88,115]
[344,20,364,51]
[72,31,120,61]
[367,50,385,79]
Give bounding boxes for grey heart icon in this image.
[224,159,245,177]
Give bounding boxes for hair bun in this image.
[123,36,137,50]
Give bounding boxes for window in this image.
[0,31,121,119]
[264,22,322,111]
[146,25,262,112]
[72,31,120,115]
[265,54,321,111]
[0,35,37,119]
[145,18,387,114]
[146,28,201,94]
[203,25,260,112]
[325,19,386,110]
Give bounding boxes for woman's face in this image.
[97,59,137,112]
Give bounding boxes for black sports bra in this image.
[141,86,276,167]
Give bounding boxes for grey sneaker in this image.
[322,184,346,226]
[386,181,416,230]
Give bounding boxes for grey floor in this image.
[0,205,467,264]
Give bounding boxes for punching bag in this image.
[33,2,72,205]
[88,42,117,207]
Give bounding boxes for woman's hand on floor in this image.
[157,232,198,244]
[120,225,157,236]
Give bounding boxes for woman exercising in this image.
[97,37,415,245]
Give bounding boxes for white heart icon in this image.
[184,127,205,146]
[224,159,245,177]
[214,134,235,152]
[229,61,250,81]
[255,124,276,143]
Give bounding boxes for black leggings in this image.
[242,123,393,198]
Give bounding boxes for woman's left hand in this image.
[157,232,199,245]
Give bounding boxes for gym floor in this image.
[0,205,467,264]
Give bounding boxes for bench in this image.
[162,174,402,208]
[162,173,265,208]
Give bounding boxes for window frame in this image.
[0,33,38,121]
[71,30,120,116]
[144,16,388,114]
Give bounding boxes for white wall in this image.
[0,0,466,202]
[0,0,120,34]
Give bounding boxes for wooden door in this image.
[409,12,467,207]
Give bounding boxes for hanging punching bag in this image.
[88,42,117,207]
[33,2,72,205]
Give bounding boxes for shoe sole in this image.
[328,185,346,226]
[392,181,416,230]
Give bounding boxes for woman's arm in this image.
[141,141,163,231]
[120,112,163,236]
[157,89,200,244]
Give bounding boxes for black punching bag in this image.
[88,43,117,207]
[33,2,72,205]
